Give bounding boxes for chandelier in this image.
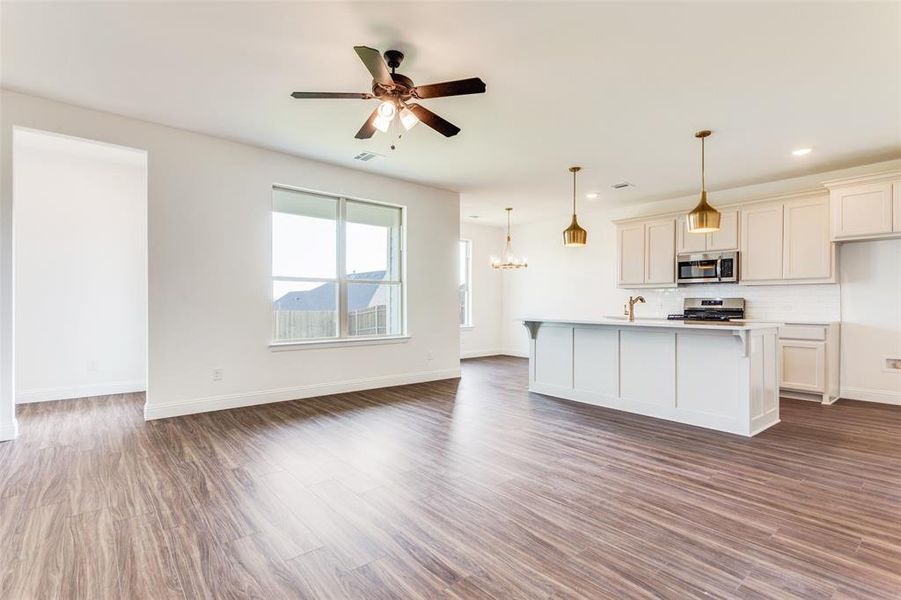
[490,208,527,269]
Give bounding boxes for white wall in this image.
[460,221,503,357]
[14,129,147,403]
[0,90,460,436]
[839,239,901,404]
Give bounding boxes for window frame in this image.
[459,238,473,328]
[270,184,407,348]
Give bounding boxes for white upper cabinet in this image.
[741,195,834,284]
[677,209,738,254]
[616,218,675,288]
[783,195,831,280]
[741,202,784,282]
[829,181,894,240]
[676,216,707,253]
[645,219,676,285]
[706,209,739,251]
[825,171,901,241]
[617,222,646,286]
[617,191,835,287]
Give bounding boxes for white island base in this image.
[523,319,781,437]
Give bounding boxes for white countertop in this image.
[522,317,782,332]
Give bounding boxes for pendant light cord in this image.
[701,136,706,193]
[572,170,576,214]
[506,208,512,242]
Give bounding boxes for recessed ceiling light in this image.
[792,148,813,156]
[585,192,599,199]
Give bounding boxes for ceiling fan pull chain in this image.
[390,131,403,151]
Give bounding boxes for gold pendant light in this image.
[490,208,527,269]
[687,129,721,233]
[563,166,588,246]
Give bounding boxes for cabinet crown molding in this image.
[822,169,901,189]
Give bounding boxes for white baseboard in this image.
[144,368,462,421]
[840,386,901,405]
[16,380,146,404]
[0,419,19,442]
[500,349,529,358]
[460,349,504,359]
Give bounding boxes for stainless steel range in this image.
[668,297,745,322]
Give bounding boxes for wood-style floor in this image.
[2,356,900,599]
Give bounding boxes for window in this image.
[459,239,472,327]
[272,186,404,343]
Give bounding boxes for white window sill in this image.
[269,335,411,351]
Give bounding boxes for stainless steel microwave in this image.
[676,251,739,284]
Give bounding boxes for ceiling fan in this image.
[291,46,486,139]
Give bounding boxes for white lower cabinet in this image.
[779,340,825,393]
[777,322,840,404]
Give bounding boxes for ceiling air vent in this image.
[610,182,634,190]
[353,151,383,162]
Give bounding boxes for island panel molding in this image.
[523,318,781,437]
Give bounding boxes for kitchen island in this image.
[522,318,781,436]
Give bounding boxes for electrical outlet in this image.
[212,368,223,382]
[427,351,434,361]
[87,360,98,372]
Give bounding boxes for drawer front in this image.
[779,324,827,341]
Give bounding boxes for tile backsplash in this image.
[635,283,841,322]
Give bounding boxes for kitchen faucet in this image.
[624,295,646,322]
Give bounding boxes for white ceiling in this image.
[3,2,899,224]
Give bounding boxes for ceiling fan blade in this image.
[354,106,380,139]
[413,77,486,99]
[353,46,394,88]
[409,104,460,137]
[291,92,373,99]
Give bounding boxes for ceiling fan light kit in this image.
[291,45,486,140]
[563,166,588,246]
[399,106,419,130]
[687,129,721,233]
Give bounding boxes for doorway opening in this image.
[12,127,148,414]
